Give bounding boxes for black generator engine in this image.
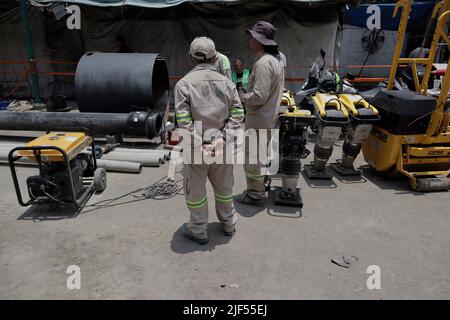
[26,153,94,202]
[9,131,107,210]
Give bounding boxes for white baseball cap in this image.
[189,36,217,61]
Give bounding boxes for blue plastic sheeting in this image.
[344,2,436,31]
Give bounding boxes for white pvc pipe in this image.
[0,150,144,174]
[102,152,163,167]
[96,159,143,174]
[0,149,34,164]
[112,148,171,160]
[0,142,164,167]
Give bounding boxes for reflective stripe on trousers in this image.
[182,163,237,239]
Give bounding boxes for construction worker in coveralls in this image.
[175,37,245,245]
[237,21,284,206]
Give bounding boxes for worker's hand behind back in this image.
[202,135,225,159]
[212,136,225,157]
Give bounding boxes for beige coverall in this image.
[240,52,284,200]
[175,63,244,239]
[213,52,232,80]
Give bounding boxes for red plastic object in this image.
[167,129,182,146]
[432,69,446,77]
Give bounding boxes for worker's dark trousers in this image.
[182,163,237,239]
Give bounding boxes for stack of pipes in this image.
[0,141,171,174]
[101,147,170,168]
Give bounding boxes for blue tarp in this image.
[32,0,351,8]
[344,2,436,31]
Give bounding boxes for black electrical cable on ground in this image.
[132,180,183,200]
[83,173,183,213]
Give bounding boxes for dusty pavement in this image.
[0,141,449,300]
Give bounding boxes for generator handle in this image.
[8,147,28,207]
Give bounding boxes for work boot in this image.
[181,224,208,245]
[223,226,236,237]
[235,192,265,207]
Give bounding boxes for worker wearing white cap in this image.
[175,36,245,245]
[237,21,284,206]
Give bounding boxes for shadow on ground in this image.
[301,170,337,189]
[233,191,302,219]
[331,168,368,184]
[170,222,232,254]
[233,194,266,218]
[359,165,427,196]
[17,204,80,221]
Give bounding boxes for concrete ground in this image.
[0,138,449,300]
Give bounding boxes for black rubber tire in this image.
[94,168,107,193]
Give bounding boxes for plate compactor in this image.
[275,103,313,207]
[8,131,107,209]
[296,49,380,180]
[330,94,381,176]
[303,93,349,179]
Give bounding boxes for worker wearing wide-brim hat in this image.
[175,36,245,245]
[237,21,284,206]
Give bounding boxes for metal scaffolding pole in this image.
[19,0,41,103]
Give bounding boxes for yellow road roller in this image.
[362,0,450,191]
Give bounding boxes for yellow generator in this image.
[8,131,107,209]
[362,0,450,191]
